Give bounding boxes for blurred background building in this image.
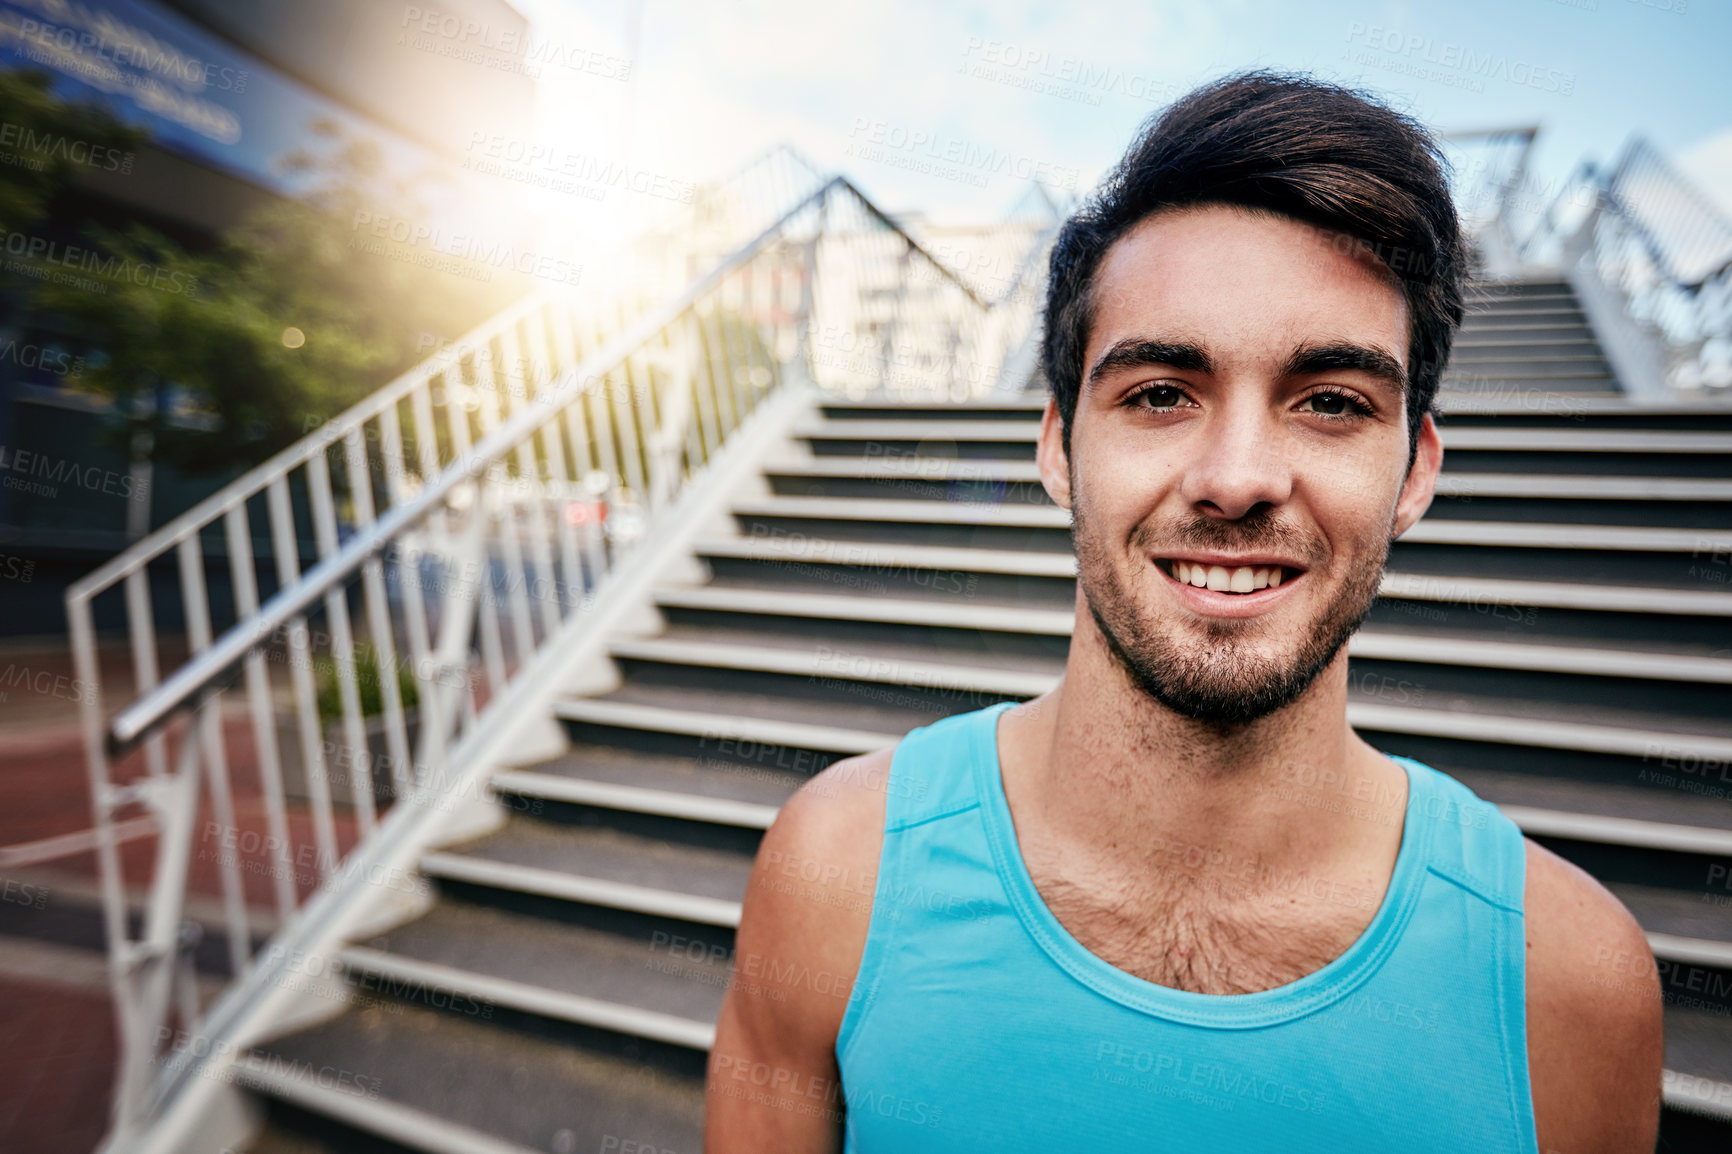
[0,0,538,635]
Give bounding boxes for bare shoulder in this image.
[772,744,898,882]
[753,746,896,960]
[705,747,896,1152]
[1523,839,1664,1153]
[725,745,896,1042]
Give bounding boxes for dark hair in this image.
[1041,71,1465,456]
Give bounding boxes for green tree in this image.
[0,70,143,235]
[12,94,519,474]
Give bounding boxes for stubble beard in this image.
[1073,492,1389,730]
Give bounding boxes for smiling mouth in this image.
[1156,559,1303,595]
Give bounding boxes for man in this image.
[706,72,1662,1152]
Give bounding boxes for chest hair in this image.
[1027,847,1385,995]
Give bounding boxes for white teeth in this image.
[1169,560,1293,593]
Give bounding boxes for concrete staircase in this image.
[1449,279,1622,396]
[233,279,1732,1152]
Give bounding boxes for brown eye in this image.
[1302,391,1369,417]
[1140,384,1186,409]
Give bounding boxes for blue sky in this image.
[517,0,1731,239]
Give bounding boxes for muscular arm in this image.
[705,748,892,1153]
[1525,840,1665,1153]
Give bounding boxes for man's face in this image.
[1038,204,1441,727]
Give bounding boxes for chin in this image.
[1085,572,1371,728]
[1131,633,1334,726]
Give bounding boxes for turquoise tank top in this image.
[836,701,1538,1152]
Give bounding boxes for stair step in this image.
[554,697,890,755]
[661,582,1070,629]
[423,851,743,929]
[1432,397,1732,423]
[1607,884,1732,963]
[1453,336,1602,348]
[732,494,1067,528]
[1358,631,1731,682]
[1449,769,1732,858]
[1434,474,1732,501]
[246,1102,421,1154]
[491,769,781,829]
[1456,322,1595,336]
[1376,571,1732,617]
[795,417,1039,443]
[501,744,804,809]
[1441,379,1621,396]
[818,396,1046,417]
[765,456,1045,483]
[242,998,704,1154]
[238,1113,358,1154]
[1352,699,1732,761]
[1666,1009,1732,1091]
[1445,357,1612,369]
[1445,360,1613,373]
[1447,361,1610,375]
[694,533,1078,578]
[425,818,754,925]
[1399,520,1732,553]
[613,633,1067,688]
[234,1051,542,1154]
[1464,305,1588,318]
[340,946,714,1050]
[1501,805,1732,857]
[1440,429,1732,454]
[348,900,722,1046]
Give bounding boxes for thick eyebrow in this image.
[1279,342,1406,394]
[1084,339,1213,392]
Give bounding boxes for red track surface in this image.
[1,639,370,1153]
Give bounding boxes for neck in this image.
[1001,597,1408,889]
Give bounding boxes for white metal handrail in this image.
[69,170,1051,1149]
[1519,136,1732,392]
[1443,125,1542,276]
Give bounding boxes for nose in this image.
[1177,400,1294,520]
